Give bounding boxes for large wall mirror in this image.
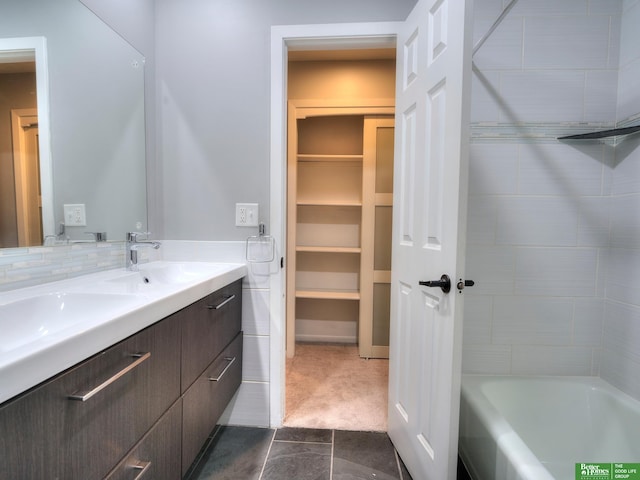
[0,0,146,248]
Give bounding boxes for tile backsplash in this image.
[0,243,125,292]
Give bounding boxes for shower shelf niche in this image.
[558,124,640,142]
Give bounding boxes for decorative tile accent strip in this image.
[471,122,617,144]
[0,242,125,292]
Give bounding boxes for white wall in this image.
[152,2,415,426]
[463,0,625,377]
[154,0,416,241]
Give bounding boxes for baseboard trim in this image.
[295,334,356,344]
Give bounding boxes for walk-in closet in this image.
[284,51,396,430]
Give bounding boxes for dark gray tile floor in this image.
[185,426,413,480]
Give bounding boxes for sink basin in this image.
[133,262,230,285]
[0,292,141,353]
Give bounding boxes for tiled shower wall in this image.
[463,0,628,377]
[600,0,640,400]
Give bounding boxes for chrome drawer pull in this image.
[68,352,151,402]
[207,294,235,310]
[130,460,151,480]
[208,356,236,382]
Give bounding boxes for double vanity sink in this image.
[0,261,247,404]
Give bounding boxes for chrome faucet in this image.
[126,232,161,270]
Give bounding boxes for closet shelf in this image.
[296,246,361,253]
[557,124,640,141]
[296,289,360,300]
[297,200,362,207]
[297,154,363,162]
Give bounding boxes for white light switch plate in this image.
[64,204,87,226]
[235,203,259,226]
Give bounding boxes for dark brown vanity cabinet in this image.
[105,399,183,480]
[181,279,243,392]
[182,332,243,476]
[0,278,244,480]
[181,279,243,475]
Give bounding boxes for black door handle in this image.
[456,279,475,291]
[419,274,451,293]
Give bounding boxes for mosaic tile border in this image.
[0,242,125,292]
[471,116,640,145]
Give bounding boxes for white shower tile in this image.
[608,14,622,69]
[511,346,594,375]
[578,197,611,247]
[609,194,640,249]
[515,247,598,296]
[602,146,615,196]
[524,16,610,69]
[495,197,579,246]
[469,144,519,195]
[473,16,523,70]
[573,298,605,346]
[606,248,640,307]
[242,335,270,382]
[493,296,574,345]
[462,345,512,374]
[596,248,609,298]
[588,0,623,14]
[466,196,499,245]
[600,303,640,400]
[511,0,588,16]
[584,70,619,123]
[465,245,516,295]
[471,0,504,28]
[471,69,501,123]
[624,0,640,11]
[617,59,640,122]
[619,0,640,67]
[611,137,640,194]
[592,347,602,376]
[499,71,585,123]
[242,288,270,336]
[600,352,640,402]
[518,144,605,196]
[603,301,640,364]
[463,295,494,345]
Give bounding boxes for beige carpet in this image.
[284,343,389,432]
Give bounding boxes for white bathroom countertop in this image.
[0,261,247,404]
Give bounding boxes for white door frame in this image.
[269,22,402,427]
[11,108,40,246]
[0,37,54,240]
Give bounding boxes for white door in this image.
[387,0,472,478]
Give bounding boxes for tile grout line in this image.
[394,449,404,480]
[329,429,335,480]
[273,439,333,445]
[184,426,223,480]
[257,428,278,480]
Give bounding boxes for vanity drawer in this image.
[181,279,242,392]
[105,399,182,480]
[182,332,243,475]
[0,314,181,480]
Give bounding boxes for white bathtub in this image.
[459,375,640,480]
